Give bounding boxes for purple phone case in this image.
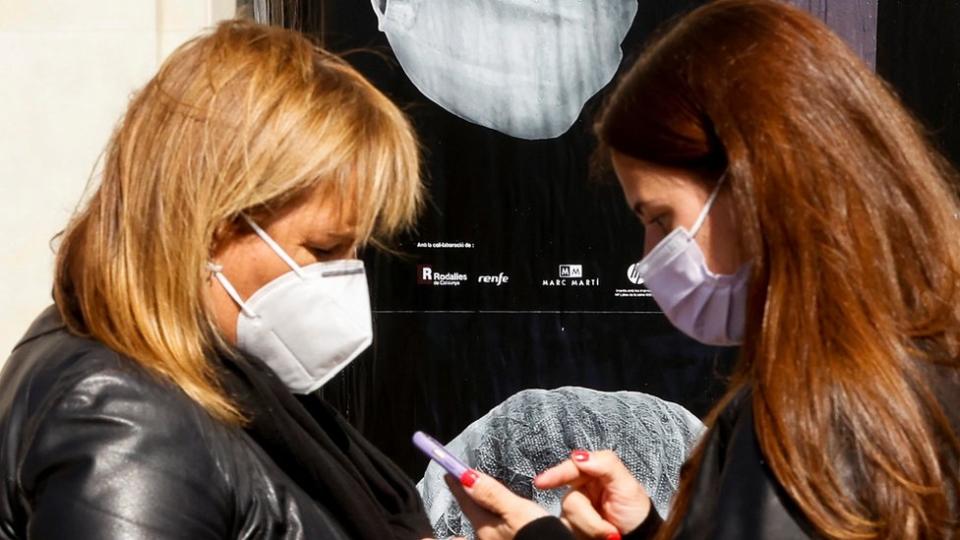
[412,431,470,479]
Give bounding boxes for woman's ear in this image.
[210,216,246,260]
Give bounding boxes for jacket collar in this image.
[14,304,67,351]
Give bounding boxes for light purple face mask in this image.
[629,175,748,346]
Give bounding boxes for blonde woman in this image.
[0,21,433,539]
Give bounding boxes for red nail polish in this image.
[572,450,590,462]
[460,470,479,488]
[606,533,621,540]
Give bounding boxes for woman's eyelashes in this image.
[644,213,670,233]
[305,243,344,260]
[633,202,671,233]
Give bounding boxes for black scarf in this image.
[219,352,432,539]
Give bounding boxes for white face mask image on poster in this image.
[371,0,639,140]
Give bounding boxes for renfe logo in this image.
[558,264,583,278]
[477,273,510,286]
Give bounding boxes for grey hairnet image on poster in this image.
[417,387,704,538]
[371,0,639,140]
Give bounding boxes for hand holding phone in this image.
[412,431,475,486]
[415,432,554,537]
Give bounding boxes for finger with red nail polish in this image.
[459,469,479,488]
[444,469,550,536]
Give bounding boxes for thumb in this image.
[454,469,520,515]
[561,489,622,540]
[444,473,497,528]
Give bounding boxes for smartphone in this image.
[412,431,470,480]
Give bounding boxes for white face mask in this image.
[209,216,373,394]
[631,176,749,346]
[371,0,638,140]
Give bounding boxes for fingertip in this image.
[533,470,566,490]
[460,469,479,488]
[532,473,546,488]
[571,449,590,462]
[537,460,588,490]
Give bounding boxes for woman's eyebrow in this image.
[306,230,357,245]
[324,230,359,243]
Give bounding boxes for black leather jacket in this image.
[0,306,352,539]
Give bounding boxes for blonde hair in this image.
[54,20,422,423]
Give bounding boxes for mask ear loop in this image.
[241,214,306,279]
[207,262,258,318]
[689,172,729,238]
[369,0,386,28]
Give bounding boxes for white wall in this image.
[0,0,236,357]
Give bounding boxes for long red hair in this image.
[597,1,960,537]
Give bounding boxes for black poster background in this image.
[312,0,738,478]
[877,0,960,169]
[300,0,958,479]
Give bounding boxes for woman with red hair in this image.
[452,1,960,538]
